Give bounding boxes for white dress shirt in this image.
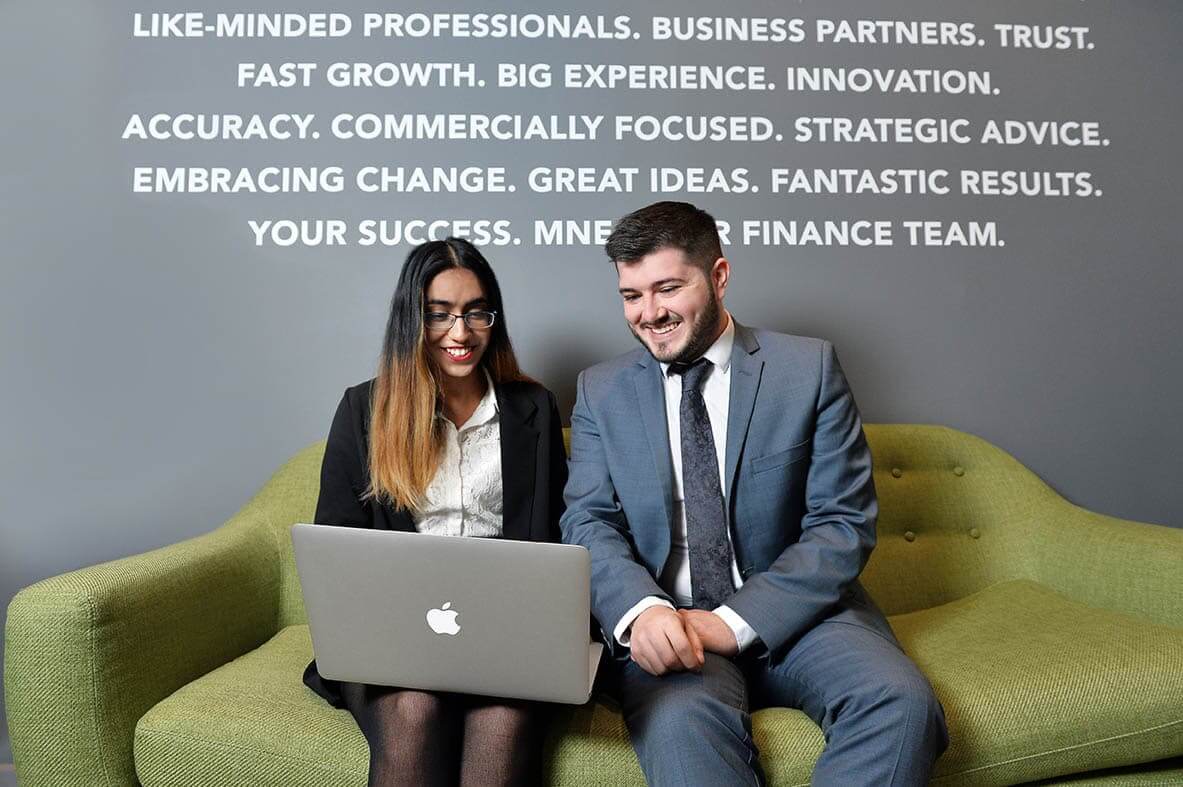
[415,373,503,537]
[613,313,759,652]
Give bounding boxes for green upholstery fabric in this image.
[861,425,1183,630]
[7,424,1183,786]
[900,581,1183,784]
[1024,758,1183,785]
[4,513,280,787]
[133,627,366,787]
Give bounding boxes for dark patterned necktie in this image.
[670,358,735,610]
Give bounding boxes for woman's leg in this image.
[341,682,462,787]
[457,697,547,787]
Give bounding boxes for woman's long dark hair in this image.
[365,237,528,511]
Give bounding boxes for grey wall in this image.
[3,0,1180,755]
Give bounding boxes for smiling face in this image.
[617,247,729,364]
[423,267,491,379]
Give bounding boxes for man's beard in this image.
[630,294,722,365]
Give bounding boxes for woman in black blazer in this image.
[302,237,567,787]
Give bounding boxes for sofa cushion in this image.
[134,580,1183,786]
[134,626,366,787]
[133,625,823,786]
[896,580,1183,785]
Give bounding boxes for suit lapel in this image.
[725,322,763,496]
[496,384,538,541]
[634,356,675,530]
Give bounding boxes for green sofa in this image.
[6,425,1183,785]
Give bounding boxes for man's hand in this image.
[678,609,740,657]
[629,606,705,676]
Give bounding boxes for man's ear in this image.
[711,257,730,298]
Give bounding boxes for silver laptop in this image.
[291,523,602,704]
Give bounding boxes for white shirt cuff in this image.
[614,596,675,647]
[714,604,759,652]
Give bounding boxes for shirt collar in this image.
[659,310,735,377]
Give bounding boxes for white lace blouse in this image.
[414,376,503,537]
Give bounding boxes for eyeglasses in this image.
[424,310,497,331]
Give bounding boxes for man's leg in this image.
[750,620,948,787]
[612,652,765,787]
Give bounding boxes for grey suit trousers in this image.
[607,617,949,786]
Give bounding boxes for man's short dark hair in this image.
[605,201,723,272]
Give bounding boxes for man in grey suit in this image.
[560,201,948,785]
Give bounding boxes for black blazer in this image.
[302,377,569,707]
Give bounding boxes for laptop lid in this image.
[292,523,601,704]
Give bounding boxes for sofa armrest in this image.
[1028,498,1183,629]
[4,509,281,787]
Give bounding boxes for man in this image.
[560,201,948,785]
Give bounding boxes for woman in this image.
[302,237,567,787]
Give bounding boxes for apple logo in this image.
[426,601,461,636]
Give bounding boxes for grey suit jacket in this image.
[559,321,894,658]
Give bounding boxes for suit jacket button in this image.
[904,531,916,542]
[953,466,966,477]
[969,528,981,539]
[891,467,903,478]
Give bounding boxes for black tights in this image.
[341,682,545,787]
